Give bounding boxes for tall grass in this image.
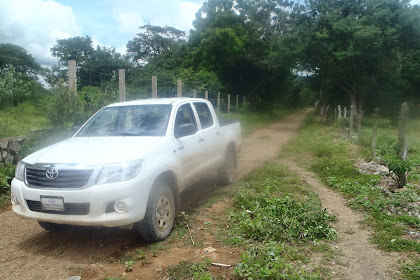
[0,103,49,138]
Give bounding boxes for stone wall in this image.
[0,137,25,166]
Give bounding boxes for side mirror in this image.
[175,123,197,138]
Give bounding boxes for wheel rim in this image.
[155,195,172,231]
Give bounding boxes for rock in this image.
[0,139,8,150]
[4,153,14,164]
[8,140,21,153]
[66,277,81,280]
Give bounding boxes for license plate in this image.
[40,196,65,211]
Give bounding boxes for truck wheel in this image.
[218,149,235,185]
[38,221,65,231]
[136,182,175,242]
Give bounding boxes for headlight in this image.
[96,159,143,185]
[15,161,25,181]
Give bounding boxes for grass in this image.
[0,103,49,138]
[216,162,337,279]
[285,114,420,278]
[221,107,295,136]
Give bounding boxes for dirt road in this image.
[0,110,399,279]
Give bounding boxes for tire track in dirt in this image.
[285,160,401,280]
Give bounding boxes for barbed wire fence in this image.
[67,60,247,114]
[314,100,410,188]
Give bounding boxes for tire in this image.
[38,221,65,231]
[218,148,236,186]
[136,182,175,242]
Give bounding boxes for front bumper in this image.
[10,175,152,227]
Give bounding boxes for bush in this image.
[0,164,15,206]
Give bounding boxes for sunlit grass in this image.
[0,103,49,138]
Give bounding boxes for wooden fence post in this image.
[152,76,157,98]
[193,89,197,98]
[371,108,379,160]
[205,90,208,100]
[68,60,77,95]
[397,102,409,187]
[344,107,347,119]
[349,105,354,139]
[228,94,231,113]
[118,69,126,102]
[177,79,182,97]
[338,105,342,119]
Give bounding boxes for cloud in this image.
[0,0,81,66]
[109,0,203,36]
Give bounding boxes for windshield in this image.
[76,104,172,137]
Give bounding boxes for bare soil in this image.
[0,110,401,280]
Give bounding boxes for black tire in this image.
[218,148,236,186]
[38,221,65,231]
[136,182,175,242]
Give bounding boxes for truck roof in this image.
[107,97,208,107]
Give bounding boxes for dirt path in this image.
[0,110,399,280]
[285,161,401,280]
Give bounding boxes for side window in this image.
[174,103,198,138]
[193,102,214,129]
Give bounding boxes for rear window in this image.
[193,102,214,129]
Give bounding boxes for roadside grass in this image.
[0,103,49,138]
[285,114,420,278]
[212,162,337,279]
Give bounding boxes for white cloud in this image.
[113,10,145,36]
[0,0,81,66]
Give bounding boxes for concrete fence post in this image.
[217,92,220,113]
[177,79,182,97]
[118,69,126,102]
[349,105,354,139]
[68,60,77,95]
[344,107,347,119]
[371,108,379,160]
[397,102,409,187]
[338,105,342,119]
[152,76,157,98]
[205,90,208,100]
[193,89,197,98]
[228,94,231,113]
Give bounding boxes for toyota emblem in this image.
[46,169,59,179]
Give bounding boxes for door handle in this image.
[199,138,204,143]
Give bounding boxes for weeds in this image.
[166,258,213,280]
[219,162,336,279]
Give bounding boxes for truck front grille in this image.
[26,200,90,215]
[25,167,93,189]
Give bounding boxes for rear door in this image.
[193,102,224,172]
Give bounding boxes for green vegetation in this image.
[0,103,49,138]
[166,258,213,280]
[218,163,336,279]
[286,114,420,278]
[0,164,14,208]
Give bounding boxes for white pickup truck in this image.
[11,98,241,241]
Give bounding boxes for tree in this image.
[0,43,41,74]
[51,36,94,66]
[127,25,186,65]
[0,65,44,107]
[49,37,132,89]
[296,0,420,112]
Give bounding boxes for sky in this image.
[0,0,420,67]
[0,0,205,66]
